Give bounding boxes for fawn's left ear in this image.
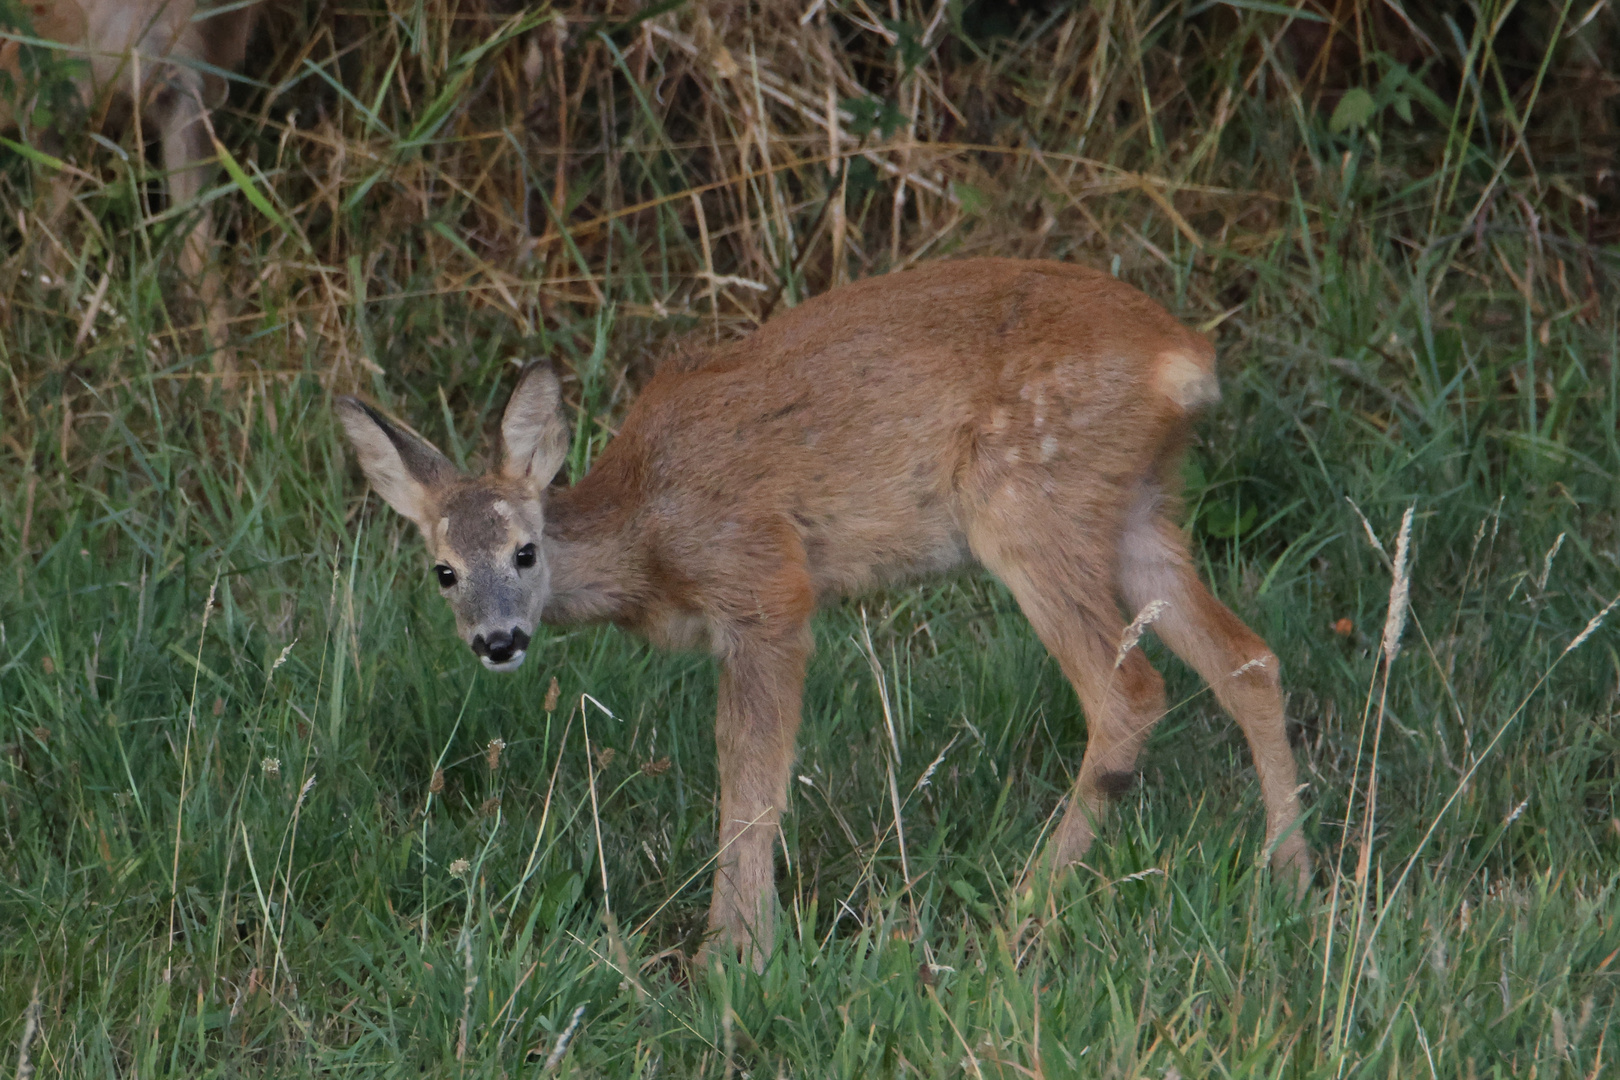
[500,364,570,496]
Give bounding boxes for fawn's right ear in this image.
[499,364,570,496]
[336,397,454,529]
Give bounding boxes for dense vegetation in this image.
[2,0,1617,1074]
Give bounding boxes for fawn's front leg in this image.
[707,621,811,968]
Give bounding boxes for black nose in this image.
[471,627,531,663]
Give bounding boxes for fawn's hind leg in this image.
[965,500,1169,879]
[1118,489,1312,894]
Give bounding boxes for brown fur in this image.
[338,257,1312,965]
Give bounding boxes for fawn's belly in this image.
[797,482,974,600]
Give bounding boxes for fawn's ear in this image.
[336,397,454,529]
[500,365,570,495]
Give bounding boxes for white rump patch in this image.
[1155,350,1221,411]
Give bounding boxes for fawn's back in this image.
[549,257,1218,640]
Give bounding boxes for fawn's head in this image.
[337,366,569,672]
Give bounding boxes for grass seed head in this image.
[1381,506,1416,664]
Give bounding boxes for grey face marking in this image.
[433,483,549,673]
[443,487,512,552]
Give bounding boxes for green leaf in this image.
[951,181,987,216]
[212,137,294,238]
[0,133,68,171]
[840,96,879,136]
[1203,501,1259,540]
[843,156,880,200]
[882,18,928,73]
[1214,0,1329,19]
[1376,61,1410,97]
[876,98,909,138]
[1329,87,1377,134]
[841,95,909,139]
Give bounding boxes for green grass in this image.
[3,0,1619,1075]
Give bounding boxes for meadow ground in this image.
[1,1,1618,1075]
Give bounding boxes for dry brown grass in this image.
[5,0,1613,436]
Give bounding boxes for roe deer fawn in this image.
[338,257,1311,961]
[1,0,258,361]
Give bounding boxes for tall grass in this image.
[2,0,1618,1074]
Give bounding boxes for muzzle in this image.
[471,627,532,672]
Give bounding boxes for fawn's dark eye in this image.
[435,565,457,589]
[515,543,537,570]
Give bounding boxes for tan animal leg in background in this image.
[1,0,256,385]
[151,58,234,387]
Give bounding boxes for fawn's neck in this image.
[539,476,649,628]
